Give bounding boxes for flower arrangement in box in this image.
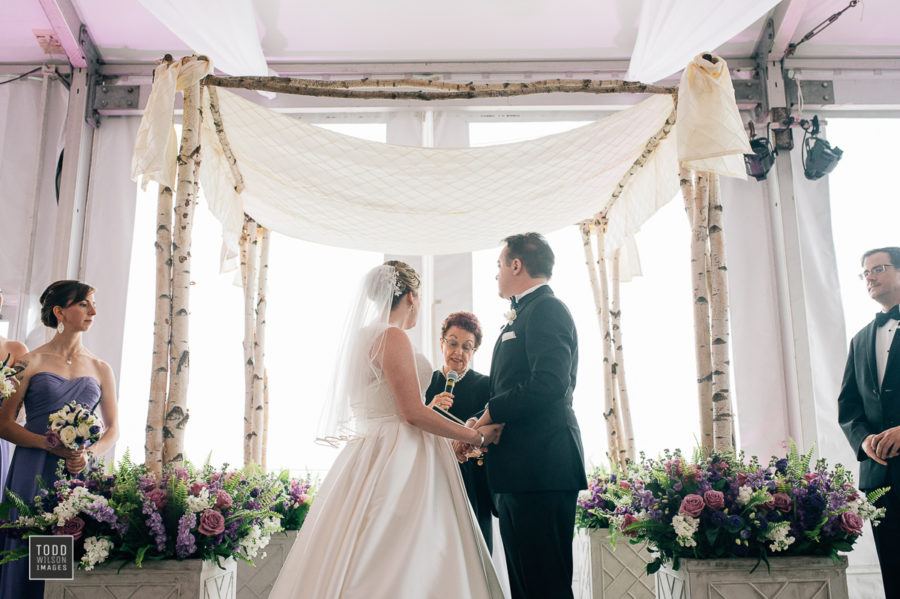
[599,445,886,573]
[271,472,316,531]
[0,454,284,570]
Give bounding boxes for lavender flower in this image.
[176,513,197,558]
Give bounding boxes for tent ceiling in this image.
[4,0,898,70]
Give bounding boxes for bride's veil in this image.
[316,264,401,446]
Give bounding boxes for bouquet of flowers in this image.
[0,454,285,571]
[0,354,22,402]
[271,472,316,531]
[599,445,886,573]
[45,401,103,450]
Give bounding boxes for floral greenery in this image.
[576,467,635,529]
[270,471,316,531]
[583,445,887,574]
[0,453,315,571]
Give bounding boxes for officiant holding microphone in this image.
[425,311,494,552]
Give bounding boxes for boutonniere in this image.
[503,309,517,327]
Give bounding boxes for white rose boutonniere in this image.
[503,308,517,327]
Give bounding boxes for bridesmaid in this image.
[0,281,119,599]
[0,288,28,503]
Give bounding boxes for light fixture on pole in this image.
[743,122,775,181]
[802,116,843,180]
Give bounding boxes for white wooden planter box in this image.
[655,555,849,599]
[573,528,655,599]
[237,529,299,599]
[44,557,236,599]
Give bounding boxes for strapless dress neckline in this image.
[31,371,100,387]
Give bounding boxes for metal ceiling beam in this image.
[37,0,99,69]
[767,0,812,60]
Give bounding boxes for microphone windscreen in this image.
[447,370,459,383]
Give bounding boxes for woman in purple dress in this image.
[0,288,29,504]
[0,281,119,599]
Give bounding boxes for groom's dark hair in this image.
[503,233,554,279]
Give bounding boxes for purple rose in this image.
[703,490,725,511]
[773,492,792,513]
[44,430,60,449]
[189,481,208,497]
[198,509,225,536]
[679,494,705,517]
[839,511,863,535]
[58,517,85,541]
[214,490,233,511]
[147,488,168,510]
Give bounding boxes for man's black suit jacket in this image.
[838,318,900,491]
[486,285,587,494]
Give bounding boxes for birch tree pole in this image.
[163,80,203,468]
[610,248,636,462]
[241,217,259,466]
[706,174,734,450]
[580,220,623,468]
[252,227,270,465]
[146,183,173,478]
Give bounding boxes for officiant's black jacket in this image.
[487,285,587,493]
[839,319,900,491]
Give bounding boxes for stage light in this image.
[802,116,843,180]
[743,123,775,181]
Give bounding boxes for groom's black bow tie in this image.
[510,296,519,311]
[875,305,900,327]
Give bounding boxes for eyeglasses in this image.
[442,338,476,353]
[858,264,895,280]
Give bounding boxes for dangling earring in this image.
[57,321,65,335]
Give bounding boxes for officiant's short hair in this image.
[503,233,554,279]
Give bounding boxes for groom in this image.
[473,232,587,599]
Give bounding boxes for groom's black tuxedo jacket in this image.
[838,317,900,491]
[486,285,587,494]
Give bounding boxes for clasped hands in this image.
[864,427,900,465]
[49,445,89,474]
[453,416,504,464]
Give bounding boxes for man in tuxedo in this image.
[472,232,587,599]
[838,246,900,596]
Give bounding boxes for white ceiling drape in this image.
[627,0,783,84]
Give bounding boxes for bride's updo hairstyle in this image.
[384,260,421,308]
[39,280,95,328]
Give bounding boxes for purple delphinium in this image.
[224,518,241,541]
[142,498,167,552]
[176,513,197,558]
[83,502,128,535]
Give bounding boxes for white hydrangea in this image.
[735,485,754,506]
[239,516,283,560]
[185,487,212,513]
[856,498,886,526]
[52,487,107,526]
[0,378,15,398]
[672,514,698,547]
[80,536,113,571]
[577,490,592,503]
[765,522,796,552]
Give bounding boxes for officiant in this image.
[425,311,494,552]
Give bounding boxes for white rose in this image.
[59,426,77,447]
[76,423,92,438]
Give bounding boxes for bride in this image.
[270,261,506,598]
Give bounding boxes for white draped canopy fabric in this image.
[132,54,751,276]
[201,91,677,260]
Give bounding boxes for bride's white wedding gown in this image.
[270,352,505,599]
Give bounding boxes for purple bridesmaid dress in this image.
[0,372,101,599]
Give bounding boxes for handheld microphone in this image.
[433,370,464,424]
[444,370,459,395]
